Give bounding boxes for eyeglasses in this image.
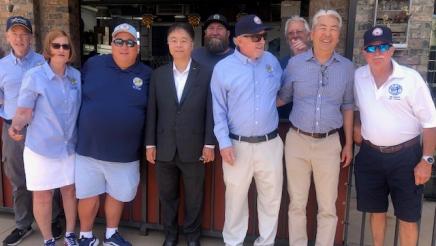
[167,39,192,46]
[51,43,71,50]
[113,38,137,48]
[242,32,267,42]
[364,43,392,53]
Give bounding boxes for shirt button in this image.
[255,121,258,124]
[316,107,319,111]
[256,108,259,111]
[316,122,319,125]
[319,81,322,84]
[318,94,321,97]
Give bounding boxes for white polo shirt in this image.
[354,59,436,146]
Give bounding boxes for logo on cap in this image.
[118,24,130,31]
[372,27,383,36]
[254,16,262,24]
[213,14,220,20]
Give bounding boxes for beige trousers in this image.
[222,137,283,246]
[285,129,341,246]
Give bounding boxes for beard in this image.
[204,36,229,54]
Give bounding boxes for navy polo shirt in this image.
[77,55,151,162]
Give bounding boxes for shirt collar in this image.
[106,54,141,73]
[233,48,263,65]
[363,58,405,80]
[9,49,36,65]
[43,62,71,80]
[303,48,340,66]
[172,59,192,75]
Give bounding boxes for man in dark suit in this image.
[145,22,215,246]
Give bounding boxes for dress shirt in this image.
[18,62,81,158]
[354,59,436,146]
[279,49,354,133]
[173,59,191,102]
[0,50,44,120]
[211,49,283,149]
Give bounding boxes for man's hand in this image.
[201,146,215,163]
[414,159,432,185]
[8,125,24,141]
[220,147,235,165]
[146,147,156,164]
[290,39,308,55]
[341,144,353,167]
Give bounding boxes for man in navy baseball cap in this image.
[6,16,32,33]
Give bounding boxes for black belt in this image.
[3,119,12,124]
[363,136,420,154]
[290,124,338,139]
[229,130,278,143]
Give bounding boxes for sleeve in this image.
[204,71,216,145]
[341,63,355,111]
[210,67,232,150]
[0,77,4,105]
[17,71,39,109]
[278,60,294,104]
[409,72,436,128]
[145,70,158,146]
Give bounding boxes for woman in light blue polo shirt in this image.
[8,29,81,246]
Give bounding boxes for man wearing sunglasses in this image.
[75,23,151,246]
[277,9,354,246]
[354,25,436,246]
[0,16,64,246]
[211,14,283,246]
[192,14,234,70]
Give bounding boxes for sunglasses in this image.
[242,32,267,42]
[51,43,71,50]
[113,38,137,47]
[364,43,392,53]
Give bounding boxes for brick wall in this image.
[0,0,81,65]
[353,0,433,77]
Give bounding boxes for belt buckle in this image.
[265,134,269,141]
[378,146,391,153]
[238,135,242,142]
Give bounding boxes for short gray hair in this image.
[284,16,310,37]
[311,9,342,30]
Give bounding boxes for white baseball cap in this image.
[112,23,137,41]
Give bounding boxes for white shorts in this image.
[23,147,75,191]
[75,154,140,202]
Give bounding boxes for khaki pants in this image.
[222,137,283,246]
[285,129,341,246]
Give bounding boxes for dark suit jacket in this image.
[145,60,215,162]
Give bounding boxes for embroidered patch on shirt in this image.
[388,83,402,100]
[132,77,143,90]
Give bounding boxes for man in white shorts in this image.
[75,23,152,246]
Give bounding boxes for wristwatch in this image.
[422,155,435,165]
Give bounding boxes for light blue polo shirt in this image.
[0,50,44,120]
[18,62,81,158]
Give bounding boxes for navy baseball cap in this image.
[235,14,271,36]
[6,16,32,33]
[204,14,230,30]
[364,26,393,47]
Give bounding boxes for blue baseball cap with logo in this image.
[112,23,137,41]
[6,16,32,33]
[364,26,393,47]
[235,14,271,36]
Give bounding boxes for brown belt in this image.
[290,124,338,139]
[363,136,420,154]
